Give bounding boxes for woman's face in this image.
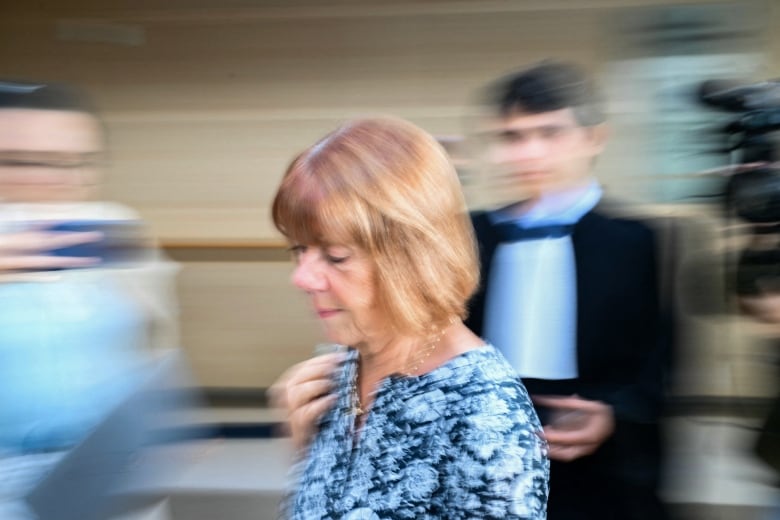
[290,243,386,347]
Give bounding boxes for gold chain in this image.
[349,382,366,416]
[349,323,449,416]
[402,325,448,376]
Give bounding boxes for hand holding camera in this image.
[0,220,148,275]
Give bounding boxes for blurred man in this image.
[0,80,179,345]
[465,61,670,520]
[0,80,179,519]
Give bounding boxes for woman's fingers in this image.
[268,350,344,452]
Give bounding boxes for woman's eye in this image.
[288,245,306,261]
[324,245,351,265]
[326,255,348,265]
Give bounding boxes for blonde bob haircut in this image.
[272,117,479,337]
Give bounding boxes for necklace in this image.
[348,324,449,416]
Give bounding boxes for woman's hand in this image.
[268,352,343,453]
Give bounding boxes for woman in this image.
[272,117,548,519]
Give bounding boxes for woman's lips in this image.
[316,308,340,319]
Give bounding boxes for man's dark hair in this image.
[0,80,97,114]
[487,60,605,126]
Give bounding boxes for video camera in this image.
[698,79,780,307]
[698,78,780,224]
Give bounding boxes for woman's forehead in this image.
[285,220,356,247]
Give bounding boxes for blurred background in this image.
[1,0,779,518]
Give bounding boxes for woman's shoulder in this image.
[430,345,523,388]
[425,345,538,417]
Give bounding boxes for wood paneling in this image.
[177,261,321,387]
[1,0,775,392]
[0,2,606,241]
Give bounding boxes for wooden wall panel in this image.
[0,0,775,393]
[177,261,321,388]
[0,5,604,241]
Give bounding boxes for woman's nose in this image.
[291,253,327,292]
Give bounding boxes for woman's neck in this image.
[355,334,416,388]
[352,321,480,407]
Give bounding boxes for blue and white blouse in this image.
[285,345,549,519]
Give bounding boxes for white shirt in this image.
[483,181,602,379]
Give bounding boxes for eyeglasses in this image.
[0,151,104,170]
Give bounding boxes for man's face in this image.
[0,108,103,203]
[485,108,606,199]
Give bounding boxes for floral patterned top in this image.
[284,345,549,520]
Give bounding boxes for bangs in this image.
[272,156,367,248]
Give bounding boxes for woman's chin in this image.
[320,328,352,347]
